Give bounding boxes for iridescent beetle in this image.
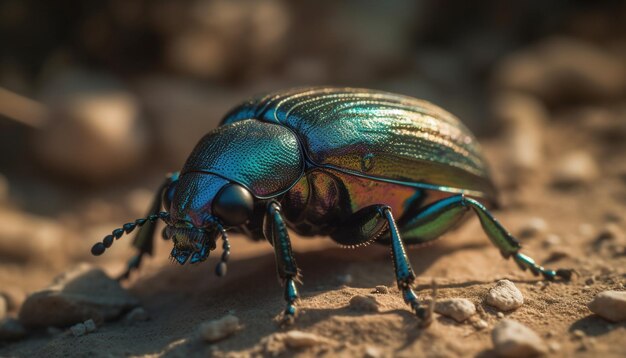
[91,87,572,324]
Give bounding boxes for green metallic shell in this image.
[181,119,303,198]
[222,87,497,202]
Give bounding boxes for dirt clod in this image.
[198,315,241,343]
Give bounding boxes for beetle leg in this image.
[380,206,433,326]
[398,195,574,281]
[263,201,301,325]
[118,172,179,280]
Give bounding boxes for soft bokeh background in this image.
[0,1,625,354]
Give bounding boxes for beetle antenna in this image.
[215,225,230,277]
[91,212,170,256]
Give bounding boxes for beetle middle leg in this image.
[263,201,301,325]
[398,194,574,280]
[330,205,433,325]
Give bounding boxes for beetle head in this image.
[163,172,253,265]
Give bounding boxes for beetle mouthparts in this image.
[166,225,218,265]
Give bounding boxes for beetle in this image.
[91,87,572,325]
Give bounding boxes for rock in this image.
[198,315,241,342]
[0,296,6,320]
[0,318,27,341]
[518,218,548,239]
[364,346,382,358]
[374,285,389,294]
[552,151,599,187]
[19,263,139,328]
[493,37,626,103]
[282,330,332,348]
[434,298,476,322]
[32,70,149,184]
[84,319,97,333]
[492,93,547,181]
[125,307,150,322]
[473,319,489,330]
[70,323,86,337]
[588,291,626,322]
[486,280,524,311]
[0,207,68,266]
[348,295,379,312]
[492,319,547,357]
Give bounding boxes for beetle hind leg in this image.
[399,194,574,281]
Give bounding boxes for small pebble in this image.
[434,298,476,322]
[497,312,505,318]
[84,319,97,333]
[349,295,379,312]
[548,341,561,352]
[543,234,562,248]
[573,329,585,339]
[492,319,547,357]
[588,291,626,322]
[486,280,524,311]
[579,223,595,238]
[518,218,548,238]
[364,346,381,358]
[198,315,241,342]
[283,330,331,348]
[70,323,87,337]
[374,285,389,294]
[125,307,150,322]
[552,151,599,187]
[473,319,489,330]
[0,296,6,320]
[0,318,26,341]
[585,277,595,285]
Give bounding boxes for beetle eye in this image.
[163,180,177,211]
[212,184,254,226]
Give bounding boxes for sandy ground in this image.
[1,117,625,357]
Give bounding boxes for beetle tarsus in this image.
[513,252,574,281]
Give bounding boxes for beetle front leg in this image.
[263,201,301,325]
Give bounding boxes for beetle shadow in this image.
[120,239,486,356]
[568,315,625,337]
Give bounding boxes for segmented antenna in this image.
[91,212,170,256]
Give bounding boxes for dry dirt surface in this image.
[1,108,625,358]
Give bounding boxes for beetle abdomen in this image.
[222,87,497,203]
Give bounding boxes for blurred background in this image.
[0,0,625,322]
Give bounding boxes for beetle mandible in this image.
[91,87,573,325]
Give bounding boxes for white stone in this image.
[83,319,97,333]
[486,280,524,311]
[588,291,626,322]
[434,298,476,322]
[199,315,240,342]
[492,319,547,357]
[70,323,86,337]
[125,307,150,322]
[282,330,332,348]
[552,151,599,186]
